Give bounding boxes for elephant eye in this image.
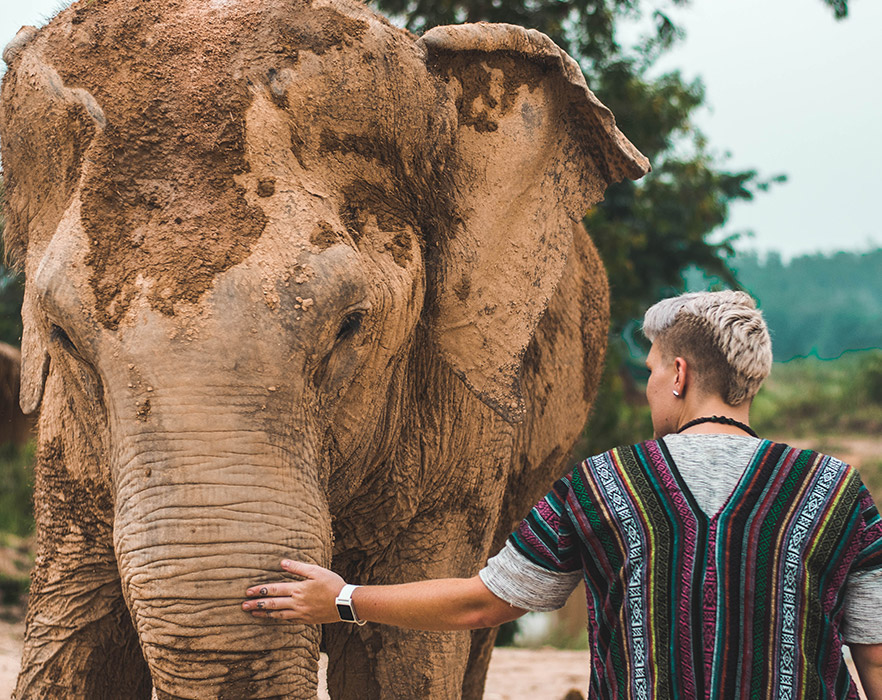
[336,311,364,342]
[49,322,105,410]
[312,311,366,390]
[50,324,80,355]
[50,323,95,368]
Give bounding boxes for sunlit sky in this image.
[1,0,879,259]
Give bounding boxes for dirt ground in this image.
[780,434,882,471]
[0,618,23,700]
[318,648,590,700]
[0,619,869,699]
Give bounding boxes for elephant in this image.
[0,0,648,697]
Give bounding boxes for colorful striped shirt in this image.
[484,439,882,699]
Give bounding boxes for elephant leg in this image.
[462,626,500,699]
[16,576,150,700]
[327,495,507,699]
[14,440,151,699]
[324,623,469,700]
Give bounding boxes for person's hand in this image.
[242,560,346,624]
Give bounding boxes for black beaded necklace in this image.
[676,415,758,438]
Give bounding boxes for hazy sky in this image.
[646,0,882,259]
[1,0,879,259]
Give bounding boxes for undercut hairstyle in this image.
[642,291,773,406]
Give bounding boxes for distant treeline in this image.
[686,248,882,362]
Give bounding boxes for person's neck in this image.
[676,397,752,436]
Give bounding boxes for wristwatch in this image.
[335,584,366,625]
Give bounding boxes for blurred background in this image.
[1,0,880,673]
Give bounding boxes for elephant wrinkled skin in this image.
[0,0,648,697]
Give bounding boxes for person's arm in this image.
[241,559,528,631]
[851,643,882,699]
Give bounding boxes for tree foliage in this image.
[751,350,882,439]
[822,0,849,20]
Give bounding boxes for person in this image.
[242,290,882,698]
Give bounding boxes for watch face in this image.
[336,602,356,622]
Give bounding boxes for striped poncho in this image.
[503,439,882,699]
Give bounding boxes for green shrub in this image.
[752,351,882,437]
[0,441,35,536]
[0,531,32,614]
[858,351,882,406]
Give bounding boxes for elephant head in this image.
[1,0,647,697]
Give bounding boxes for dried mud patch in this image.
[43,0,279,328]
[26,437,113,600]
[275,5,367,61]
[436,53,548,134]
[5,0,452,331]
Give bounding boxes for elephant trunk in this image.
[111,404,330,699]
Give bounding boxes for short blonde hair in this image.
[642,291,772,405]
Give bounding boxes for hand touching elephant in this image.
[242,560,526,631]
[0,0,648,698]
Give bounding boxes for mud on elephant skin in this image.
[0,0,648,698]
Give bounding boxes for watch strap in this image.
[335,583,366,625]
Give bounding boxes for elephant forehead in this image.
[34,0,435,331]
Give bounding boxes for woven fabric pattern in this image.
[508,439,882,700]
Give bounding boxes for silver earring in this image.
[672,389,680,397]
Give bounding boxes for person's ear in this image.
[673,356,688,396]
[419,23,649,422]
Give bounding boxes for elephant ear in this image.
[418,23,649,422]
[2,29,105,414]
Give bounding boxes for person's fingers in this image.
[280,559,320,578]
[249,610,296,620]
[243,593,297,611]
[245,582,297,597]
[245,561,325,597]
[242,559,345,624]
[248,607,313,622]
[266,609,302,620]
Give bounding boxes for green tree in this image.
[728,248,882,361]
